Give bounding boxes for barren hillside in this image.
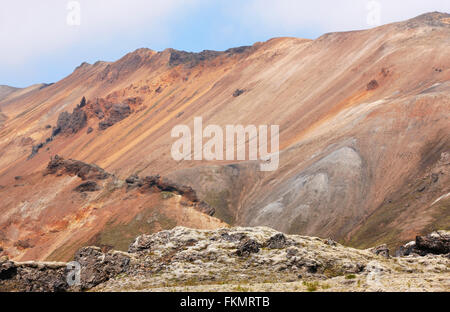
[0,12,448,261]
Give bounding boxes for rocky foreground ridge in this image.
[0,227,449,292]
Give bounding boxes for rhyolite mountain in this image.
[0,12,449,261]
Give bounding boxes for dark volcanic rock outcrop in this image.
[74,181,100,193]
[45,155,110,181]
[233,89,245,97]
[156,177,199,202]
[74,247,131,290]
[1,228,449,292]
[416,231,450,254]
[167,45,254,68]
[56,101,88,135]
[265,233,289,249]
[131,174,215,216]
[366,79,379,90]
[82,96,142,130]
[396,231,450,256]
[98,103,131,130]
[168,49,222,68]
[236,239,261,257]
[0,257,68,292]
[28,97,88,159]
[0,247,131,291]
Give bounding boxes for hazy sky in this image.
[1,0,449,87]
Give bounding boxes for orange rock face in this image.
[0,13,449,261]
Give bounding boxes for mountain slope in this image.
[0,85,19,101]
[0,12,449,261]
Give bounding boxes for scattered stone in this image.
[125,174,140,184]
[417,185,426,192]
[74,181,100,193]
[298,258,321,273]
[220,232,247,242]
[367,79,379,90]
[370,244,390,258]
[128,234,155,253]
[86,127,93,134]
[236,239,261,257]
[396,241,417,257]
[266,233,287,249]
[233,89,245,97]
[286,247,299,258]
[125,174,143,190]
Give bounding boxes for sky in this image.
[0,0,449,87]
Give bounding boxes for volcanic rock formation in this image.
[0,228,448,292]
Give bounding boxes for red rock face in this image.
[0,13,449,261]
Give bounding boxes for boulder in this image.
[125,174,143,189]
[128,234,154,253]
[233,89,245,97]
[74,247,131,290]
[265,233,288,249]
[367,79,379,90]
[416,231,450,255]
[396,231,450,256]
[370,244,390,258]
[236,239,261,257]
[396,241,417,257]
